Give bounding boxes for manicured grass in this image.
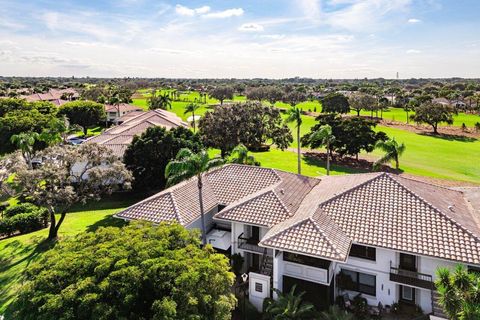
[370,125,480,183]
[0,195,137,316]
[350,107,480,128]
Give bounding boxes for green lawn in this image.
[370,126,480,183]
[0,195,137,316]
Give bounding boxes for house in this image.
[23,88,79,104]
[86,109,188,157]
[104,103,144,123]
[115,165,480,317]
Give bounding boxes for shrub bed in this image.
[0,203,48,237]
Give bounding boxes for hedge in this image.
[0,204,48,237]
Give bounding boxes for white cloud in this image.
[238,23,264,32]
[203,8,244,19]
[298,0,321,19]
[406,49,421,54]
[261,34,286,40]
[175,4,210,16]
[408,18,421,23]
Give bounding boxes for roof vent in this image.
[280,189,285,195]
[448,205,455,212]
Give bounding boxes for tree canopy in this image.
[209,86,234,105]
[198,102,293,157]
[302,114,387,158]
[4,143,132,239]
[123,126,203,190]
[58,101,106,136]
[410,102,456,133]
[321,93,350,114]
[11,222,236,320]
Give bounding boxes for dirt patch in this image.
[380,119,480,139]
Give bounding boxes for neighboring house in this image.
[432,98,451,106]
[115,165,480,317]
[104,103,144,123]
[86,109,188,158]
[23,88,79,104]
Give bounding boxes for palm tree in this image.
[184,103,200,132]
[165,149,224,245]
[149,92,172,110]
[285,106,302,174]
[229,144,259,166]
[373,138,406,170]
[320,306,354,320]
[309,125,335,176]
[436,265,480,320]
[263,285,315,320]
[10,132,40,169]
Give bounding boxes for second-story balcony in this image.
[390,262,434,290]
[238,233,272,255]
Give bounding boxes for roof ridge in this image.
[260,215,312,244]
[317,172,385,209]
[386,174,480,242]
[168,192,184,225]
[308,216,344,258]
[271,189,292,216]
[395,174,466,193]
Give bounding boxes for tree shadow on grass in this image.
[85,214,128,233]
[418,132,478,142]
[303,154,369,175]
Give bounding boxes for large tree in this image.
[349,94,377,116]
[166,149,224,246]
[321,93,350,114]
[123,126,203,190]
[184,102,200,132]
[436,265,480,320]
[12,222,236,320]
[302,114,387,159]
[5,144,132,239]
[198,102,293,157]
[411,102,456,134]
[209,86,234,105]
[58,101,106,136]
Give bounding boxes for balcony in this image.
[390,263,433,290]
[238,233,272,255]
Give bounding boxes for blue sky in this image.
[0,0,479,78]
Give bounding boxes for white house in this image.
[115,165,480,318]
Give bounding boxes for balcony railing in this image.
[390,262,433,290]
[238,233,272,255]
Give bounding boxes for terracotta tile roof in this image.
[117,166,480,265]
[261,214,351,262]
[319,174,480,264]
[86,110,188,157]
[207,165,282,204]
[105,103,143,113]
[216,190,291,227]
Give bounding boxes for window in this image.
[283,252,331,269]
[255,282,263,292]
[339,269,376,296]
[349,244,376,261]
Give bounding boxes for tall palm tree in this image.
[373,138,406,170]
[184,103,200,132]
[10,132,39,169]
[309,125,335,176]
[165,149,224,245]
[229,144,259,166]
[285,106,302,174]
[264,285,315,320]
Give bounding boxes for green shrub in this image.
[4,203,40,218]
[0,209,46,237]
